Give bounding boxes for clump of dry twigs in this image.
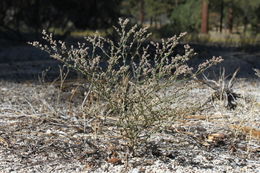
[194,68,241,109]
[29,18,222,154]
[253,68,260,78]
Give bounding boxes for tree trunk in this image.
[227,6,233,33]
[150,17,153,26]
[139,0,145,25]
[175,0,178,6]
[219,0,224,32]
[155,18,158,29]
[243,17,248,34]
[201,0,209,34]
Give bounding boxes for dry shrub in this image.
[29,18,222,153]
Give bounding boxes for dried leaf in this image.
[84,162,96,170]
[107,157,122,165]
[230,125,260,140]
[207,133,225,143]
[0,136,9,147]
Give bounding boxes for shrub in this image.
[29,18,222,155]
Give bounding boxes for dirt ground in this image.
[0,44,259,172]
[0,78,259,173]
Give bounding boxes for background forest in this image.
[0,0,260,44]
[0,1,259,172]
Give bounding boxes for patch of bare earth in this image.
[0,78,259,173]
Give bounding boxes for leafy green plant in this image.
[29,18,222,155]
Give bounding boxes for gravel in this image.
[0,44,259,172]
[0,78,259,173]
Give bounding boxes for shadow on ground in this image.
[0,38,259,82]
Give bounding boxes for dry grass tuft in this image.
[253,68,260,78]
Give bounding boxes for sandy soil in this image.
[0,78,259,173]
[0,44,259,172]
